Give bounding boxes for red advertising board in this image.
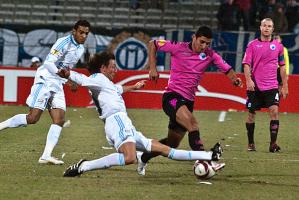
[0,67,298,112]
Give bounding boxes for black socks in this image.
[246,122,255,144]
[188,130,204,150]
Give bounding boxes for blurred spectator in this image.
[217,0,240,31]
[140,0,167,10]
[272,3,288,33]
[274,34,289,95]
[249,0,258,29]
[234,0,252,31]
[274,34,290,75]
[285,0,299,32]
[259,0,276,20]
[129,0,140,9]
[30,57,42,69]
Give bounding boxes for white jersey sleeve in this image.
[69,71,101,88]
[43,36,70,74]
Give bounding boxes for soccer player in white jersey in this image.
[0,20,90,165]
[59,51,225,177]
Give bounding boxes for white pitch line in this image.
[218,111,227,122]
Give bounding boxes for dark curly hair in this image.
[195,26,213,39]
[87,51,115,74]
[73,19,91,30]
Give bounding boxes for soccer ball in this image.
[193,160,216,180]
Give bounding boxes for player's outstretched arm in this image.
[148,40,159,82]
[122,80,146,93]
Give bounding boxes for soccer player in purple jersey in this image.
[137,26,243,175]
[242,18,288,152]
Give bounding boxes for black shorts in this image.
[162,92,194,132]
[246,89,279,113]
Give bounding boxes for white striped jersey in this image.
[69,71,126,120]
[34,34,85,92]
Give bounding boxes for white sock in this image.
[0,114,27,130]
[79,153,125,172]
[41,124,62,158]
[168,148,212,161]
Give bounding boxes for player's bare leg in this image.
[176,105,204,150]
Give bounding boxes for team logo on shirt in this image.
[270,44,276,50]
[199,52,207,60]
[157,40,166,47]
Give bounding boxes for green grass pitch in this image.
[0,105,298,200]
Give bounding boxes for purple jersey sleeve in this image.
[242,42,253,66]
[211,51,232,73]
[154,40,179,54]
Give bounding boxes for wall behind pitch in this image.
[1,25,299,73]
[0,67,298,113]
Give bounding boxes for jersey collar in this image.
[258,37,274,42]
[70,35,80,47]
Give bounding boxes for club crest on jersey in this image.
[270,44,276,50]
[157,40,166,47]
[199,53,207,60]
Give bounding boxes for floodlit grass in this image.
[0,105,298,200]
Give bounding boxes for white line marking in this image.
[198,181,212,185]
[102,146,113,150]
[218,111,227,122]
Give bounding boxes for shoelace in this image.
[69,163,80,170]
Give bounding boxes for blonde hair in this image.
[261,18,274,26]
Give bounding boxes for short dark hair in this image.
[195,26,213,38]
[73,19,91,30]
[87,51,115,74]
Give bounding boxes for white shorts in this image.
[26,83,66,111]
[105,112,152,152]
